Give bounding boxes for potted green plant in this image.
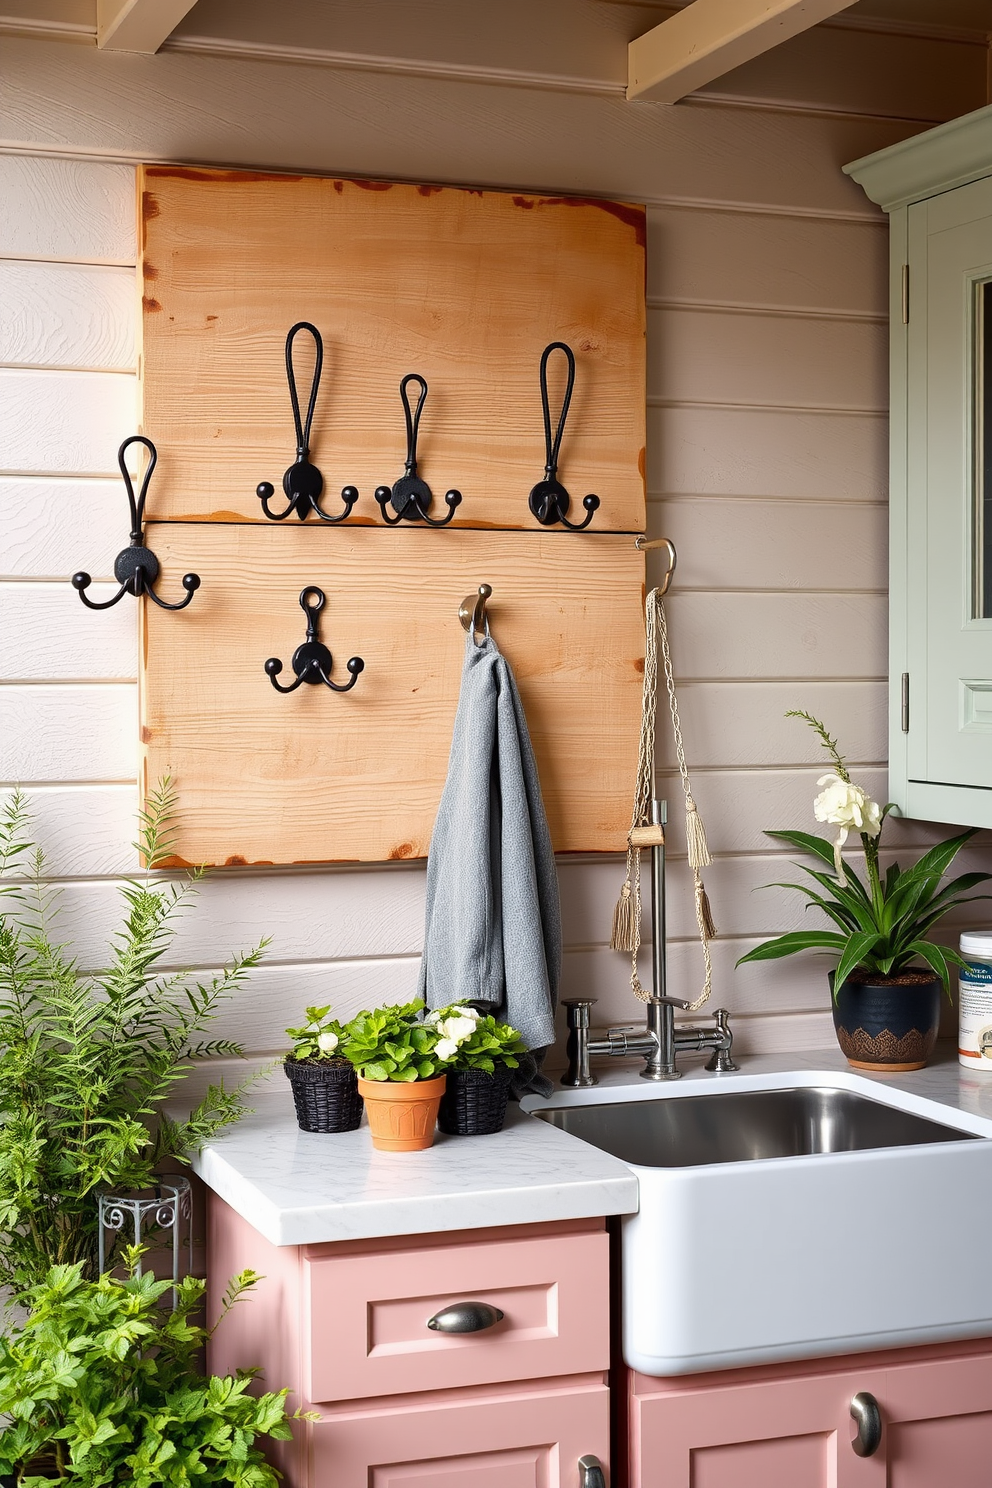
[340,999,448,1151]
[737,713,992,1070]
[0,783,266,1291]
[429,1003,528,1136]
[0,1249,311,1487]
[284,1005,363,1133]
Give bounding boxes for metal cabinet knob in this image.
[850,1391,882,1457]
[426,1301,504,1333]
[578,1454,607,1487]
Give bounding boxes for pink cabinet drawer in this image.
[304,1229,610,1403]
[311,1375,610,1487]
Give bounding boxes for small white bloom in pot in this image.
[437,1014,478,1046]
[435,1036,459,1060]
[317,1030,339,1054]
[813,772,882,883]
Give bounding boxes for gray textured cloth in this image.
[418,629,561,1096]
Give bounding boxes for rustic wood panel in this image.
[646,206,887,317]
[0,684,137,781]
[648,405,888,500]
[0,260,135,369]
[139,166,646,529]
[0,155,136,263]
[0,367,136,474]
[140,526,645,863]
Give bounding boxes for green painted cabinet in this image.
[847,109,992,828]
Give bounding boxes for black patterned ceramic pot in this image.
[829,970,942,1071]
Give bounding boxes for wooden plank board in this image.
[140,526,645,863]
[0,476,123,578]
[0,684,137,782]
[0,260,135,369]
[139,166,646,529]
[0,155,136,263]
[2,580,136,679]
[0,367,136,475]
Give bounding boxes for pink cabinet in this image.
[628,1336,992,1487]
[206,1198,611,1488]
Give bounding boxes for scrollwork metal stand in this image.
[98,1176,192,1303]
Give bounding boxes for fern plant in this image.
[0,783,267,1294]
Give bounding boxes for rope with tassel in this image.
[610,587,715,1009]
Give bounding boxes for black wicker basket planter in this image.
[283,1057,363,1133]
[438,1066,512,1136]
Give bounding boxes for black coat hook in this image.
[374,373,462,526]
[256,322,360,523]
[71,436,200,611]
[265,588,365,694]
[528,342,600,531]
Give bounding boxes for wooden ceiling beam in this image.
[97,0,199,52]
[627,0,858,103]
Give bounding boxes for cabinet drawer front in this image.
[305,1230,609,1402]
[311,1377,610,1488]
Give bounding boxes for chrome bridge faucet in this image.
[561,798,739,1085]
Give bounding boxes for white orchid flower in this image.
[813,773,882,884]
[317,1030,339,1054]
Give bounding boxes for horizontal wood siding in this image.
[1,7,988,1077]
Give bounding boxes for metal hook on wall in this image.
[256,322,360,523]
[528,341,601,531]
[374,373,462,526]
[72,436,201,611]
[458,584,492,645]
[635,535,677,596]
[264,587,365,693]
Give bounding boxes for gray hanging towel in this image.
[418,628,561,1096]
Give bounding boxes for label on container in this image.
[958,959,992,1068]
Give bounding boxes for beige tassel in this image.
[685,796,712,870]
[611,875,639,953]
[695,878,717,941]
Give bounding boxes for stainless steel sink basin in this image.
[532,1084,976,1168]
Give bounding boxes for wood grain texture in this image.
[140,526,645,862]
[0,476,123,577]
[648,305,888,412]
[0,260,135,369]
[0,368,136,474]
[0,784,141,875]
[646,205,888,317]
[648,405,887,499]
[1,581,136,679]
[139,166,645,529]
[0,684,137,781]
[0,154,136,263]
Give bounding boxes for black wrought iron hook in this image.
[264,587,365,694]
[71,436,200,611]
[528,341,600,531]
[374,373,462,526]
[256,322,360,523]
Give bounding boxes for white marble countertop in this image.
[192,1076,639,1247]
[193,1043,992,1248]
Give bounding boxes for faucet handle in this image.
[650,995,693,1011]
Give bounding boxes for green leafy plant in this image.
[341,998,445,1082]
[284,1006,347,1063]
[0,1249,311,1488]
[737,712,992,994]
[426,1003,527,1072]
[0,784,268,1293]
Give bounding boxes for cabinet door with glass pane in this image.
[904,174,992,822]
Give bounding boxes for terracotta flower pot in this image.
[829,969,942,1071]
[358,1074,447,1152]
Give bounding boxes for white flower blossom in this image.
[317,1030,339,1054]
[435,1037,459,1060]
[437,1014,478,1046]
[813,772,882,884]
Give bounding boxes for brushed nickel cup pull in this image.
[578,1453,607,1487]
[426,1301,504,1334]
[850,1391,882,1457]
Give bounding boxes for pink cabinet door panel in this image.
[305,1231,609,1402]
[311,1377,610,1488]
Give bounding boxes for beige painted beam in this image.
[97,0,198,52]
[627,0,857,104]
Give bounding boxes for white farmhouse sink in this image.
[522,1068,992,1375]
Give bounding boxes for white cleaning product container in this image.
[958,930,992,1070]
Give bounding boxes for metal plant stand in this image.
[97,1176,192,1301]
